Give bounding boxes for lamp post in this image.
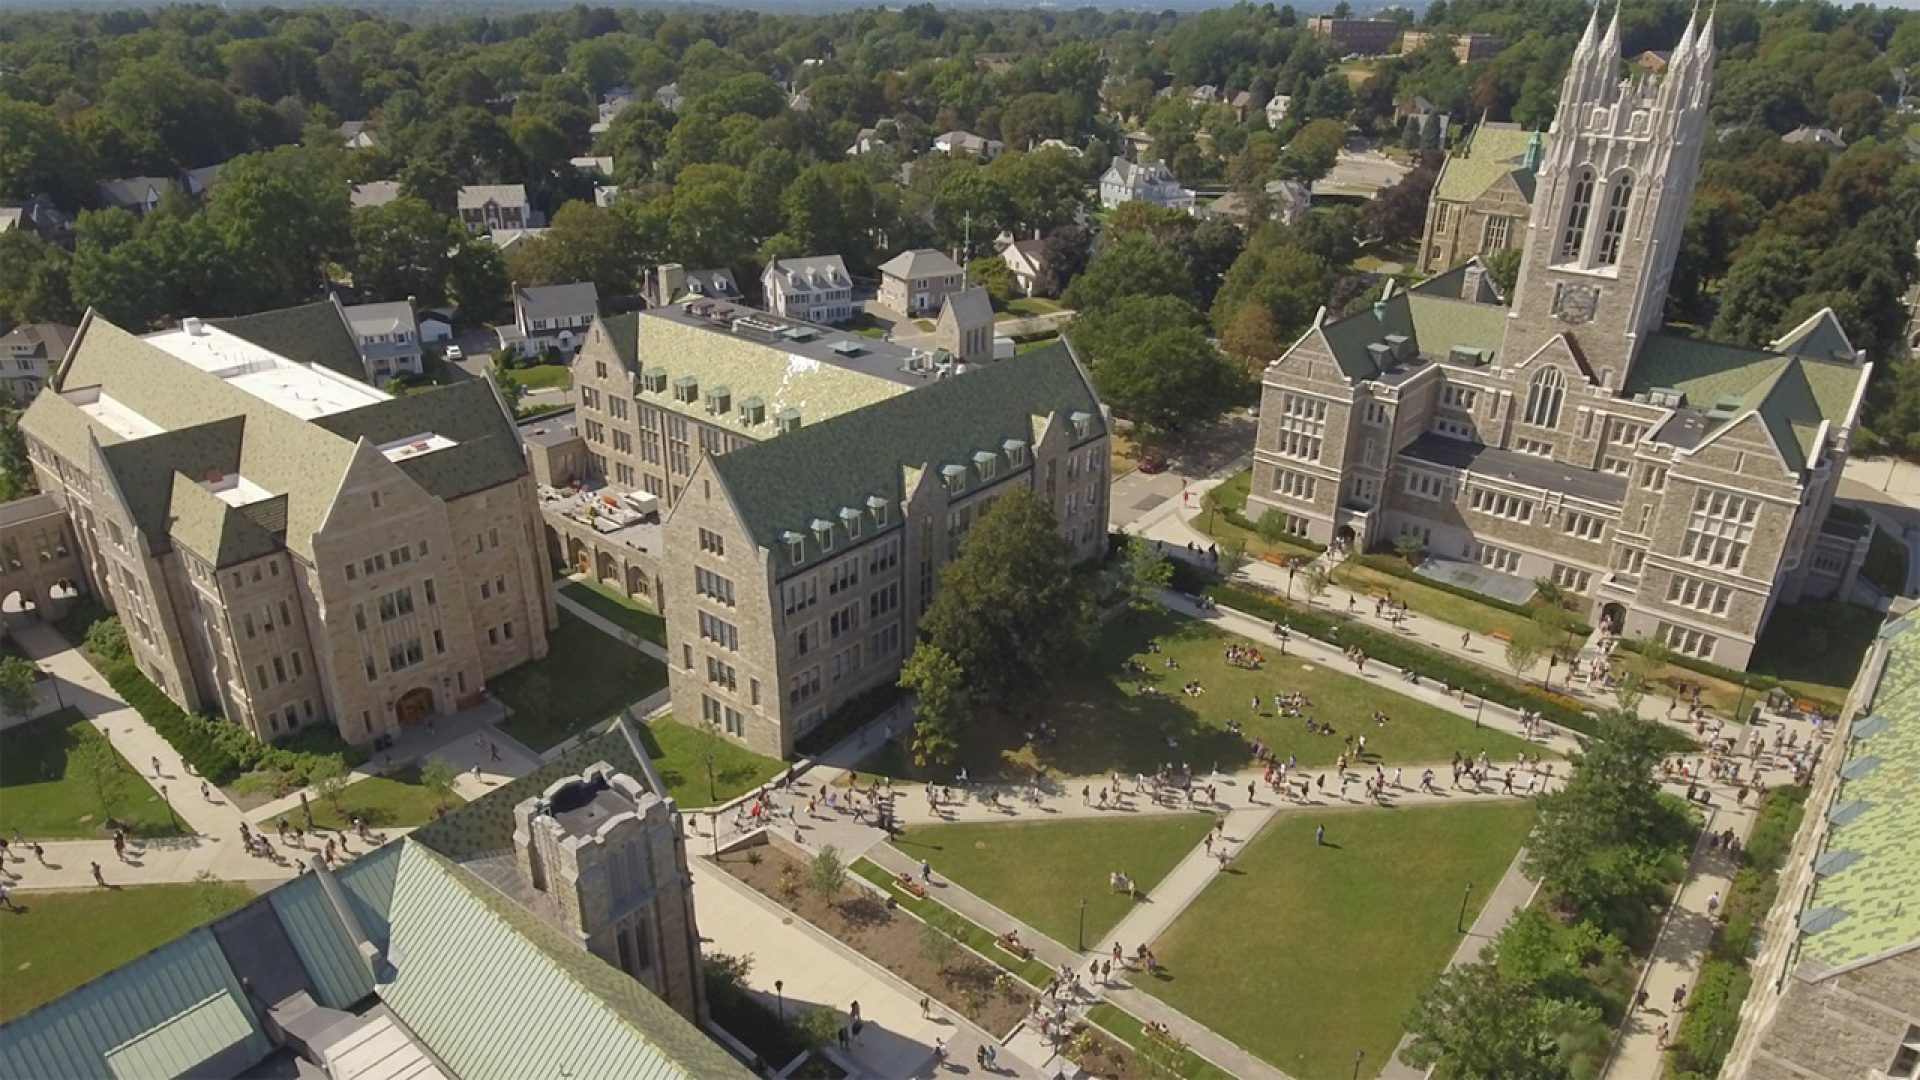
[1077,897,1089,951]
[1457,882,1473,933]
[1733,679,1752,728]
[1287,561,1298,601]
[775,979,784,1022]
[1473,694,1483,728]
[705,752,716,803]
[1352,1049,1365,1080]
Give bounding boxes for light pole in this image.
[775,979,784,1022]
[1287,561,1297,601]
[1457,882,1473,933]
[1352,1049,1365,1080]
[1473,694,1483,728]
[1077,898,1089,951]
[705,753,716,803]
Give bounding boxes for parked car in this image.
[1138,455,1167,474]
[444,344,464,361]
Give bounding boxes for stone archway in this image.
[626,564,649,599]
[396,687,435,728]
[569,537,589,575]
[2,589,38,625]
[1600,602,1626,636]
[596,549,618,584]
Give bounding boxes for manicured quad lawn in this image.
[560,578,668,644]
[863,608,1542,782]
[495,611,668,751]
[1140,801,1536,1079]
[0,881,256,1022]
[267,766,462,831]
[0,708,182,839]
[639,717,785,808]
[513,363,573,391]
[891,813,1215,948]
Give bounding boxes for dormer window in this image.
[705,385,731,415]
[642,369,667,393]
[839,506,862,539]
[867,495,889,526]
[673,376,698,404]
[1070,411,1093,440]
[782,530,806,565]
[973,450,998,482]
[1002,439,1028,467]
[811,518,835,552]
[942,464,969,496]
[740,396,766,425]
[775,407,802,435]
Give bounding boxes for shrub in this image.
[104,660,244,784]
[1667,959,1748,1078]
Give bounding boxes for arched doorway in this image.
[396,687,434,728]
[569,537,589,575]
[2,589,38,625]
[1335,524,1357,554]
[1600,602,1626,636]
[596,550,617,584]
[49,579,82,602]
[626,565,649,599]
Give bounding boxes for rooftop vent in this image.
[733,314,785,342]
[831,339,864,357]
[1384,334,1415,362]
[1367,342,1394,367]
[1447,345,1488,367]
[1648,387,1686,408]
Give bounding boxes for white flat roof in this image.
[145,324,388,420]
[199,472,275,508]
[63,386,165,440]
[377,432,458,462]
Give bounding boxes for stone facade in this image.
[1306,16,1400,55]
[1248,11,1871,670]
[514,763,707,1023]
[1418,123,1544,274]
[16,310,555,746]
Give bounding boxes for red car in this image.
[1138,455,1167,474]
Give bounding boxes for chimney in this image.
[183,317,206,336]
[656,264,686,306]
[312,857,383,978]
[1461,261,1486,301]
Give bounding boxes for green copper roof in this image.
[1433,124,1547,204]
[709,342,1103,573]
[1310,283,1508,381]
[1628,334,1865,473]
[1802,613,1920,967]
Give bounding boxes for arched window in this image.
[1525,366,1565,428]
[1558,168,1595,263]
[1595,173,1634,267]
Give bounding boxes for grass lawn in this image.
[862,607,1542,783]
[514,363,572,392]
[914,318,936,332]
[0,709,182,839]
[1748,600,1881,707]
[1141,802,1536,1079]
[495,611,668,752]
[560,578,667,644]
[1330,559,1546,643]
[1109,427,1139,479]
[891,814,1214,948]
[266,766,462,831]
[1197,470,1323,564]
[1087,1002,1237,1080]
[1014,334,1061,354]
[637,716,784,807]
[0,881,256,1021]
[1006,296,1064,318]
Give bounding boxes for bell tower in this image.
[1503,4,1715,389]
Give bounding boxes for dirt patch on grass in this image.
[716,846,1035,1037]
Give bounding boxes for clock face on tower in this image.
[1552,282,1600,325]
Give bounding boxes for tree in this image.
[1210,230,1335,340]
[0,405,36,503]
[898,642,969,769]
[967,256,1016,308]
[1402,959,1589,1079]
[1073,295,1242,435]
[808,844,847,907]
[0,230,77,327]
[1391,531,1426,565]
[1255,510,1297,548]
[0,655,39,718]
[449,239,510,321]
[308,754,350,813]
[1485,248,1523,295]
[1061,232,1194,313]
[1711,235,1809,347]
[420,758,460,812]
[1364,164,1438,245]
[918,920,958,975]
[916,487,1092,713]
[794,1007,843,1050]
[0,101,93,205]
[508,202,643,296]
[1277,119,1346,184]
[1301,565,1330,606]
[84,617,130,665]
[1117,537,1174,616]
[206,146,352,309]
[71,732,124,824]
[1504,629,1547,684]
[351,197,463,305]
[1220,304,1284,374]
[191,870,235,924]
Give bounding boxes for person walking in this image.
[90,861,106,887]
[1314,824,1326,846]
[920,859,933,884]
[1706,891,1721,919]
[1672,984,1687,1010]
[0,882,15,912]
[920,996,931,1019]
[151,755,162,778]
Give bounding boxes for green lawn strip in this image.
[638,717,784,808]
[862,607,1542,783]
[1006,297,1064,317]
[560,578,668,644]
[266,766,461,831]
[514,363,572,391]
[0,708,182,838]
[1330,560,1550,643]
[849,858,1055,987]
[890,814,1216,947]
[1084,1002,1239,1080]
[1746,600,1880,707]
[1196,470,1325,563]
[0,881,255,1022]
[1138,802,1536,1079]
[494,611,668,752]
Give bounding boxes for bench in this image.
[1490,629,1514,644]
[997,935,1034,960]
[1370,588,1394,601]
[1261,553,1290,566]
[892,873,927,899]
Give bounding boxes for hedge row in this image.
[1346,553,1594,637]
[1220,504,1328,554]
[103,658,245,784]
[1173,562,1694,752]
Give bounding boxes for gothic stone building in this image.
[1249,10,1871,669]
[16,304,555,746]
[1418,122,1548,274]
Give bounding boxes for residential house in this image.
[0,195,73,245]
[486,228,548,255]
[1034,138,1083,156]
[644,265,741,308]
[338,120,381,149]
[1098,158,1196,212]
[1203,180,1313,226]
[1001,240,1053,297]
[1784,125,1848,151]
[877,249,966,317]
[0,207,19,233]
[762,256,856,325]
[570,156,615,178]
[1632,49,1673,73]
[788,87,811,112]
[1190,85,1220,105]
[182,163,226,200]
[1400,30,1506,63]
[1230,90,1260,123]
[1266,94,1294,127]
[339,297,424,383]
[1417,123,1547,273]
[846,128,889,157]
[419,309,455,345]
[1394,95,1440,125]
[351,180,403,210]
[98,176,173,216]
[654,82,685,111]
[0,323,75,401]
[595,185,620,209]
[934,130,1004,160]
[933,286,995,365]
[14,302,556,745]
[458,185,532,234]
[500,282,599,357]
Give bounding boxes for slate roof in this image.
[940,284,994,328]
[458,184,529,210]
[1800,612,1920,967]
[1403,432,1629,504]
[0,322,75,361]
[709,342,1102,573]
[517,282,599,321]
[1433,123,1547,204]
[341,299,416,338]
[211,301,364,381]
[97,176,172,210]
[350,180,402,209]
[878,248,963,281]
[1311,278,1510,381]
